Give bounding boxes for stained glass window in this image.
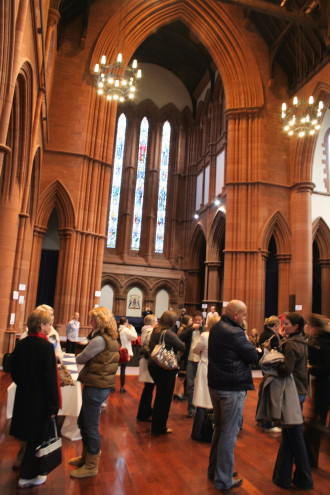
[107,113,127,248]
[155,121,171,253]
[131,117,149,251]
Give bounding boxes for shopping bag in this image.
[35,418,62,474]
[118,347,129,365]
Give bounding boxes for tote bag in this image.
[35,418,62,474]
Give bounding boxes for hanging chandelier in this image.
[94,54,142,102]
[281,96,324,137]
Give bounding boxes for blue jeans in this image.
[186,361,198,413]
[208,389,246,489]
[78,386,111,454]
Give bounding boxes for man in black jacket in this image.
[208,300,258,490]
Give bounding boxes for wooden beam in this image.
[217,0,321,28]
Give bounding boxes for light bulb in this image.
[132,59,137,69]
[318,101,324,110]
[98,82,104,88]
[113,94,119,100]
[106,95,112,101]
[115,79,119,87]
[94,64,100,73]
[101,55,106,65]
[293,96,298,105]
[282,102,287,111]
[119,96,124,102]
[128,93,134,99]
[121,79,127,86]
[117,53,123,63]
[298,131,305,137]
[108,77,114,84]
[308,96,314,105]
[97,89,103,95]
[309,129,315,135]
[137,69,142,78]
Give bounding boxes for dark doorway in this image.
[265,236,278,317]
[36,209,60,308]
[312,241,321,314]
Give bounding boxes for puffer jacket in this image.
[208,315,259,391]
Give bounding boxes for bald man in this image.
[208,300,259,490]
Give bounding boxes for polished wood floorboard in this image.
[0,371,329,494]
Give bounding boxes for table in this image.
[6,353,82,441]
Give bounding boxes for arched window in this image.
[107,113,127,248]
[155,121,171,253]
[131,117,149,250]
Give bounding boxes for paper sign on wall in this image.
[10,313,15,325]
[95,291,101,297]
[295,305,303,311]
[13,291,19,300]
[19,284,26,291]
[19,295,25,304]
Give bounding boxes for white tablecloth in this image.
[7,353,82,441]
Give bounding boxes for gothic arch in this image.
[151,280,177,300]
[208,210,226,260]
[91,0,264,112]
[260,211,291,255]
[101,275,122,294]
[312,217,330,259]
[123,277,149,296]
[190,223,206,267]
[35,180,76,230]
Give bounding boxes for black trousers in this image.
[65,340,76,354]
[148,363,176,434]
[137,382,155,420]
[20,441,41,479]
[273,424,313,489]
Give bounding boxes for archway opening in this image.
[36,209,59,308]
[264,236,278,317]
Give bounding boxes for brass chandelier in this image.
[281,96,324,137]
[94,54,142,102]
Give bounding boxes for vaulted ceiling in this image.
[58,0,329,105]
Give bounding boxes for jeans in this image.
[186,361,198,413]
[78,386,111,454]
[208,389,246,489]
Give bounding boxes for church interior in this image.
[0,1,329,493]
[0,0,330,353]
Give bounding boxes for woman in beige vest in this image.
[69,307,119,478]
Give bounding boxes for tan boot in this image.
[68,445,87,467]
[70,452,100,478]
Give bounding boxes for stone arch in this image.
[312,217,330,259]
[190,223,207,267]
[123,277,150,297]
[260,210,291,256]
[101,274,122,294]
[35,180,76,230]
[151,280,177,300]
[91,0,264,111]
[208,210,226,260]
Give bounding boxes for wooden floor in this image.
[0,371,329,494]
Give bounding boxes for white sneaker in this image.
[18,475,47,488]
[264,426,282,433]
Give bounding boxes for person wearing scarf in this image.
[10,309,61,488]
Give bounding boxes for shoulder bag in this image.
[150,330,178,370]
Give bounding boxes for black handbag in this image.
[35,418,62,474]
[191,407,214,443]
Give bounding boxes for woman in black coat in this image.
[148,310,185,434]
[10,309,60,488]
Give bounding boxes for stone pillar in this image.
[204,261,221,303]
[319,259,330,316]
[276,254,291,315]
[290,182,314,316]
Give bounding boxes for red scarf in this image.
[29,332,62,408]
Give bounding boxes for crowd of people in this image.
[7,300,329,490]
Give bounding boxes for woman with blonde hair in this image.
[259,315,281,351]
[148,310,185,434]
[191,314,220,441]
[10,309,60,488]
[69,306,119,478]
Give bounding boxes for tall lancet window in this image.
[107,113,127,248]
[155,121,171,253]
[131,117,149,250]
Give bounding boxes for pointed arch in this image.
[208,210,226,260]
[190,223,207,267]
[91,0,264,111]
[35,180,76,230]
[260,211,291,255]
[312,217,330,259]
[151,280,177,300]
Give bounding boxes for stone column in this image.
[319,259,330,316]
[290,182,314,316]
[204,261,221,303]
[276,254,291,315]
